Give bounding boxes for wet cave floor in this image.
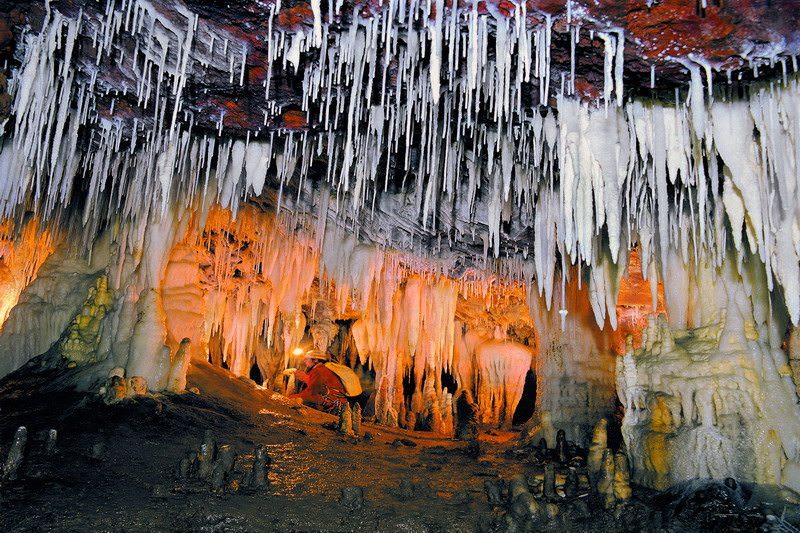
[0,361,796,532]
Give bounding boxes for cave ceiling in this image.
[1,0,796,133]
[0,0,798,266]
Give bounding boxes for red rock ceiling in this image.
[0,0,797,132]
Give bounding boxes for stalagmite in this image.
[167,338,192,392]
[211,444,236,491]
[127,376,147,396]
[3,426,27,481]
[588,418,608,479]
[105,375,128,402]
[613,452,632,502]
[249,445,270,489]
[44,430,57,456]
[196,431,216,480]
[509,473,541,528]
[543,462,556,499]
[597,449,616,510]
[338,403,353,436]
[555,429,567,463]
[352,403,362,436]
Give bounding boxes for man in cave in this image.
[288,349,349,413]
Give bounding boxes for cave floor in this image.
[0,361,796,532]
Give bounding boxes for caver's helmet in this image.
[304,349,329,361]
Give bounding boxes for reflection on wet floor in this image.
[265,441,319,498]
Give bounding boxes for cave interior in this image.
[0,0,800,530]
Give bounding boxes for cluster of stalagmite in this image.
[174,430,271,493]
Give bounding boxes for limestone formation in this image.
[613,451,632,501]
[196,431,216,480]
[104,375,127,403]
[177,452,193,480]
[58,277,114,364]
[565,467,578,498]
[597,449,617,510]
[508,474,530,499]
[484,479,504,506]
[210,444,237,491]
[510,492,540,527]
[0,0,800,516]
[555,429,568,463]
[618,261,800,490]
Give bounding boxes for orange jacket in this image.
[290,363,347,412]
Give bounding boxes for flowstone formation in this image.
[618,257,800,490]
[59,276,114,364]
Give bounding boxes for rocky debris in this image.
[651,478,773,531]
[151,484,171,498]
[90,441,106,460]
[390,438,417,448]
[127,376,147,397]
[339,486,364,511]
[3,426,27,481]
[484,479,505,506]
[450,490,472,505]
[388,478,433,502]
[392,479,416,501]
[103,375,128,403]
